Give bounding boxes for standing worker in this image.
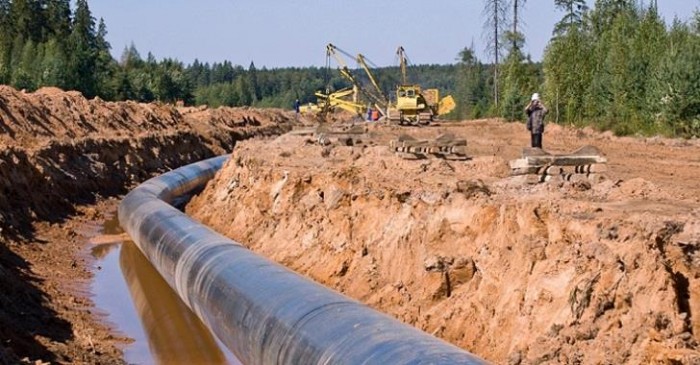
[525,93,548,149]
[294,99,301,116]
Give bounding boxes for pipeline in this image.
[118,155,488,365]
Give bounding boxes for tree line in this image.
[0,0,698,137]
[543,0,700,136]
[0,1,461,111]
[475,0,700,137]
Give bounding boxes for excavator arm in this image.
[326,43,388,116]
[356,54,388,108]
[326,44,360,94]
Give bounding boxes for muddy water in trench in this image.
[91,214,241,365]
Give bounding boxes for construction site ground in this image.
[188,121,700,364]
[1,85,699,364]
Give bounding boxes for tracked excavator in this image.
[386,46,456,125]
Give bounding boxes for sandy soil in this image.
[0,85,298,364]
[188,120,700,364]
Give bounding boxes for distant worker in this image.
[371,108,379,121]
[525,93,548,149]
[294,99,300,115]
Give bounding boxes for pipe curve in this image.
[118,155,488,365]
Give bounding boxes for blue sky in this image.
[89,0,698,68]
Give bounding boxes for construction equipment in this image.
[314,88,365,115]
[387,47,456,125]
[311,44,456,125]
[354,52,389,112]
[313,44,389,119]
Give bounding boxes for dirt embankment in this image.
[0,85,297,364]
[188,121,700,364]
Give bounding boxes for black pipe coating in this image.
[118,155,488,365]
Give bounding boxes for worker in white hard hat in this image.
[525,93,548,149]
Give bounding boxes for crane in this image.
[308,44,455,124]
[355,53,389,108]
[323,43,389,118]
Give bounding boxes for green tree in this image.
[66,0,98,97]
[553,0,588,35]
[500,31,534,121]
[582,1,639,132]
[236,75,252,106]
[0,0,11,83]
[221,83,241,107]
[454,45,491,119]
[10,0,43,42]
[120,43,142,70]
[45,0,71,40]
[652,18,700,136]
[11,39,36,90]
[37,38,66,86]
[211,61,235,83]
[186,59,210,88]
[544,0,593,125]
[627,4,666,129]
[113,69,134,101]
[95,18,116,99]
[152,58,190,103]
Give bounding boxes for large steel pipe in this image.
[118,155,487,365]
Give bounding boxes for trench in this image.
[91,213,241,365]
[117,155,486,364]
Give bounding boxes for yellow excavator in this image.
[387,46,456,125]
[311,44,456,125]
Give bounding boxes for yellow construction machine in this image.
[314,87,365,115]
[311,44,456,125]
[311,44,389,119]
[386,46,456,125]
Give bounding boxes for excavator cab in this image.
[388,85,431,125]
[396,85,426,111]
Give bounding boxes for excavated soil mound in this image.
[188,121,700,364]
[0,85,298,238]
[0,85,298,364]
